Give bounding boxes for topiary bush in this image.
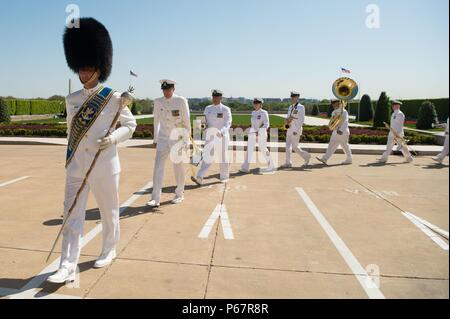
[358,94,374,122]
[373,92,391,128]
[416,101,438,130]
[0,98,11,123]
[311,104,320,116]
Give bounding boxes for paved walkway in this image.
[0,137,443,156]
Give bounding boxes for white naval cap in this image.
[253,97,264,104]
[160,79,176,89]
[211,89,223,96]
[290,91,301,97]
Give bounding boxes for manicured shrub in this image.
[373,92,391,128]
[416,101,438,130]
[0,98,11,123]
[358,94,374,122]
[311,104,320,116]
[15,100,31,115]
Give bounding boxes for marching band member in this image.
[378,100,413,163]
[317,99,353,165]
[147,80,191,208]
[48,18,137,283]
[240,98,275,174]
[432,117,449,164]
[280,91,311,169]
[192,90,232,186]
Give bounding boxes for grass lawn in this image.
[136,114,285,127]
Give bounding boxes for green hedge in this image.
[15,100,31,115]
[5,100,16,116]
[30,100,65,115]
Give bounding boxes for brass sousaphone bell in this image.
[328,77,359,130]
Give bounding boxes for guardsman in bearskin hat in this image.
[47,18,137,283]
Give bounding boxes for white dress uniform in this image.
[284,103,311,166]
[196,103,232,181]
[380,109,413,162]
[241,109,274,171]
[434,118,449,163]
[151,94,191,204]
[321,109,352,163]
[61,84,137,272]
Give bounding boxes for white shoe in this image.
[47,267,76,284]
[302,155,311,168]
[239,168,250,174]
[377,158,387,163]
[280,163,292,169]
[341,159,353,165]
[94,250,116,269]
[432,157,443,164]
[259,167,275,174]
[316,156,328,165]
[171,196,184,204]
[405,157,414,163]
[191,175,203,186]
[220,178,229,183]
[146,200,160,208]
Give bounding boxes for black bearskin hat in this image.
[63,18,113,83]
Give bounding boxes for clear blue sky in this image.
[0,0,448,100]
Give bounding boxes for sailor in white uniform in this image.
[378,100,413,163]
[317,99,353,165]
[48,18,137,284]
[240,98,275,174]
[432,118,449,164]
[192,90,232,185]
[281,91,311,168]
[147,80,191,208]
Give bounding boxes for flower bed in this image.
[0,123,439,145]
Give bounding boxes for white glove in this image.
[97,135,117,150]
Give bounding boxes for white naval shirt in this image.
[204,103,232,136]
[65,84,137,178]
[390,109,406,137]
[331,109,350,135]
[286,103,306,134]
[153,94,191,142]
[250,109,270,134]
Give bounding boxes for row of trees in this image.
[359,92,440,129]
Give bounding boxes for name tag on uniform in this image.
[217,113,224,119]
[172,110,180,117]
[257,115,261,120]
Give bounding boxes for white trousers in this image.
[197,136,230,180]
[60,173,120,271]
[381,135,413,161]
[436,134,449,161]
[285,131,310,165]
[152,140,185,203]
[322,132,353,162]
[241,132,274,171]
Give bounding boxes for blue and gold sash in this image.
[66,86,115,167]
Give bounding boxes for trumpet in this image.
[383,122,417,157]
[283,115,297,130]
[328,77,358,130]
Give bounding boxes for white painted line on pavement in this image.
[296,187,385,299]
[405,212,449,239]
[0,176,29,188]
[402,212,449,251]
[199,204,234,240]
[9,181,153,299]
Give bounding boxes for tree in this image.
[373,92,390,128]
[358,94,374,122]
[311,104,320,116]
[327,104,334,118]
[416,101,438,130]
[0,97,11,123]
[130,102,140,115]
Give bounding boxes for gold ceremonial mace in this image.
[45,87,135,263]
